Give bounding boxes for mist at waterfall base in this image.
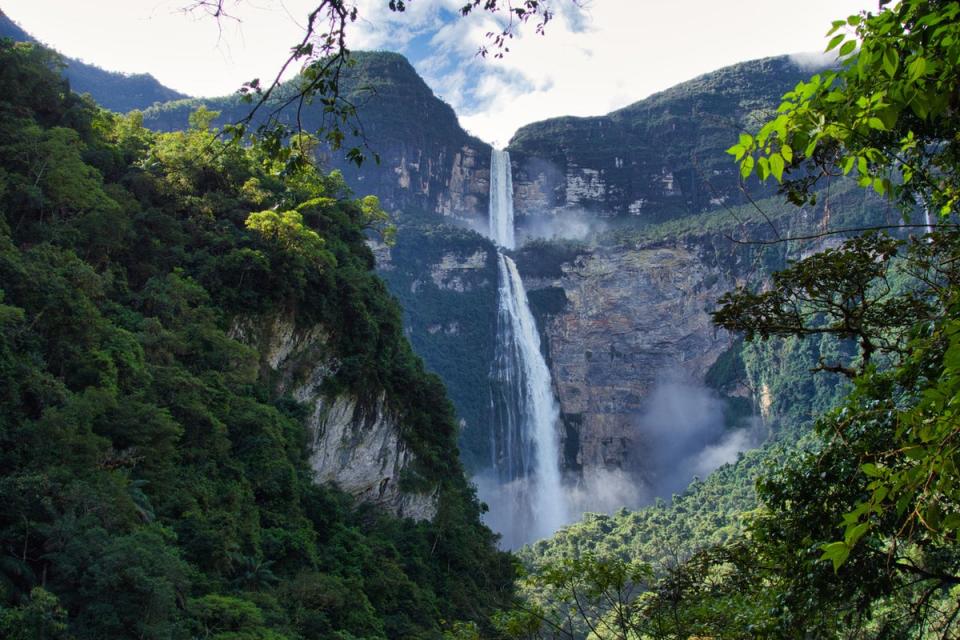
[636,381,764,498]
[475,380,761,549]
[516,211,608,243]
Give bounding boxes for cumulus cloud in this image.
[347,0,874,145]
[5,0,874,143]
[788,50,839,71]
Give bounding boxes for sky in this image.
[2,1,876,146]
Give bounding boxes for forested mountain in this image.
[141,52,493,221]
[0,40,512,639]
[3,1,959,637]
[0,9,187,112]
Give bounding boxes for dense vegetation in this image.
[0,39,514,639]
[505,1,960,638]
[378,225,500,470]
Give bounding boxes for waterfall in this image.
[489,149,515,249]
[485,149,567,547]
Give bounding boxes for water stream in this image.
[486,149,567,547]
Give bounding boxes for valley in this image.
[1,2,957,637]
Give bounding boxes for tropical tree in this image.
[714,0,960,634]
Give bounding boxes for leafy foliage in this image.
[714,232,938,377]
[0,40,513,639]
[727,0,960,216]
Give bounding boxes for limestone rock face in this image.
[303,395,438,520]
[230,312,437,520]
[314,54,492,223]
[507,56,813,222]
[529,243,733,471]
[429,250,490,292]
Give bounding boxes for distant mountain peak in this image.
[0,8,188,112]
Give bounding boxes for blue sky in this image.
[3,0,875,145]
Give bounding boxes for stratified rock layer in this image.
[230,312,437,519]
[528,243,732,471]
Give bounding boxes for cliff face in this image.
[141,52,492,221]
[377,227,500,470]
[531,243,733,472]
[230,312,438,520]
[507,57,817,222]
[317,53,494,220]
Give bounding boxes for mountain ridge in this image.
[0,8,188,112]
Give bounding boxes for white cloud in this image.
[3,0,874,143]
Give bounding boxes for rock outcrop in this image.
[140,52,493,222]
[230,312,438,520]
[524,242,733,471]
[507,56,818,222]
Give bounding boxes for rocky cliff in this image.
[507,56,820,222]
[141,52,493,221]
[529,243,733,472]
[230,309,439,520]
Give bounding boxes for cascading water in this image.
[489,149,516,249]
[485,149,568,548]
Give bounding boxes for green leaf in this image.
[844,522,870,546]
[943,513,960,530]
[770,153,785,182]
[781,144,793,163]
[740,155,754,179]
[842,156,856,175]
[908,56,927,81]
[839,40,857,57]
[883,46,899,76]
[827,20,846,36]
[862,463,881,477]
[757,156,770,181]
[820,542,850,571]
[826,33,845,52]
[867,117,886,131]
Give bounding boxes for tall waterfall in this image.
[486,149,567,547]
[489,149,516,249]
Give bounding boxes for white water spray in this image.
[485,149,568,547]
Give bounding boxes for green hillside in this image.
[0,40,511,639]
